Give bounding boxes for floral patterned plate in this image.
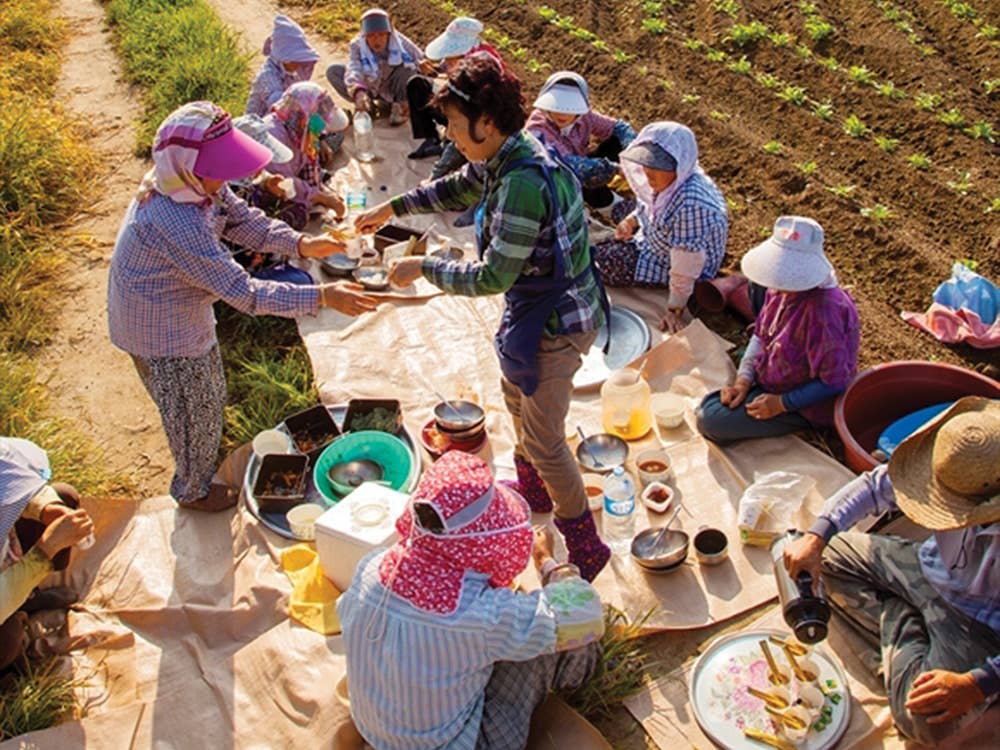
[689,628,850,750]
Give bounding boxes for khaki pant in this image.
[823,532,1000,745]
[501,330,597,520]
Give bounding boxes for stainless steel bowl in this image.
[321,253,360,278]
[433,400,485,433]
[327,459,384,496]
[630,528,690,572]
[353,266,391,291]
[575,433,628,473]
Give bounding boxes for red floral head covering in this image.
[378,451,532,615]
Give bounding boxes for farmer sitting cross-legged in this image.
[783,397,1000,745]
[337,450,605,750]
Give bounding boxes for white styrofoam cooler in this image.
[315,482,410,591]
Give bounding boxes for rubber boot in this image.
[554,511,611,582]
[500,455,554,513]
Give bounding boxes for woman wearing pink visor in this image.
[108,101,378,512]
[338,450,605,749]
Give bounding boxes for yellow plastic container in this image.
[600,368,652,440]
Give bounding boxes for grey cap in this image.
[620,141,678,172]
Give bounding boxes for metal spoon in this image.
[575,426,605,469]
[641,503,683,556]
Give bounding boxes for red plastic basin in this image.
[835,360,1000,473]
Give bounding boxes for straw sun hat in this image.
[888,397,1000,530]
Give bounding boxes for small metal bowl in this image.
[575,433,628,474]
[321,253,360,278]
[353,266,391,291]
[327,459,384,496]
[630,528,690,573]
[429,246,463,261]
[433,400,485,433]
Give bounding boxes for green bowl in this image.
[314,430,413,504]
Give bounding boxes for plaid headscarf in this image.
[0,437,51,542]
[136,101,228,205]
[378,451,533,615]
[270,82,338,187]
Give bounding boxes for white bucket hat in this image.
[740,215,833,291]
[425,17,483,60]
[533,71,590,115]
[232,114,293,164]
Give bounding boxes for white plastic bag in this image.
[737,471,816,547]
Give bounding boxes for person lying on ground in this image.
[338,450,605,750]
[404,15,504,175]
[326,8,421,128]
[526,70,636,213]
[783,397,1000,745]
[245,14,320,117]
[696,216,859,444]
[358,55,613,580]
[591,121,728,332]
[107,101,378,513]
[1,437,93,673]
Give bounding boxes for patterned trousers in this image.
[476,643,600,750]
[822,532,1000,744]
[132,345,227,504]
[590,199,665,288]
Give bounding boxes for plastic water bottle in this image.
[345,182,367,215]
[353,110,375,162]
[603,465,636,553]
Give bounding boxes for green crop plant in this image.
[525,58,550,74]
[938,108,965,128]
[798,1,817,13]
[947,171,973,195]
[979,24,998,40]
[985,197,1000,214]
[796,160,819,175]
[875,136,900,153]
[660,78,674,90]
[510,47,527,60]
[637,65,649,76]
[944,1,977,22]
[768,31,793,47]
[762,140,784,155]
[804,18,835,41]
[875,82,906,99]
[966,121,996,142]
[914,92,942,110]
[709,110,731,121]
[642,18,668,35]
[818,56,840,71]
[983,79,1000,96]
[756,72,782,89]
[570,28,596,42]
[906,153,931,170]
[918,44,937,56]
[777,85,807,105]
[713,0,741,18]
[842,114,868,137]
[727,56,752,75]
[725,196,746,214]
[727,21,769,47]
[538,5,557,20]
[795,44,813,58]
[758,225,773,239]
[643,1,664,13]
[812,100,834,120]
[681,93,702,104]
[613,49,635,64]
[684,37,707,53]
[554,16,575,32]
[860,204,893,222]
[847,65,875,85]
[706,48,727,62]
[826,184,856,198]
[592,39,610,52]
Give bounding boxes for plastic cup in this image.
[635,448,672,487]
[253,429,293,457]
[286,503,324,541]
[581,473,605,511]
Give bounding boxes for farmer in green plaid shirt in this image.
[358,55,612,581]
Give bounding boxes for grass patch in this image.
[0,657,86,739]
[105,0,252,153]
[0,0,125,496]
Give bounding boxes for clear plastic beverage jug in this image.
[353,111,375,163]
[600,368,652,440]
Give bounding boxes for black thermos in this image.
[771,529,831,644]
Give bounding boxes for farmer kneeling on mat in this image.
[338,451,604,749]
[783,397,1000,745]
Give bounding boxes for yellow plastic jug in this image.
[600,368,652,440]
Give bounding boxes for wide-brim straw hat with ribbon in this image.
[888,396,1000,530]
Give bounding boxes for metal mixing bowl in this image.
[630,528,690,572]
[433,400,485,432]
[321,253,360,278]
[575,432,628,473]
[353,266,391,291]
[327,459,384,496]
